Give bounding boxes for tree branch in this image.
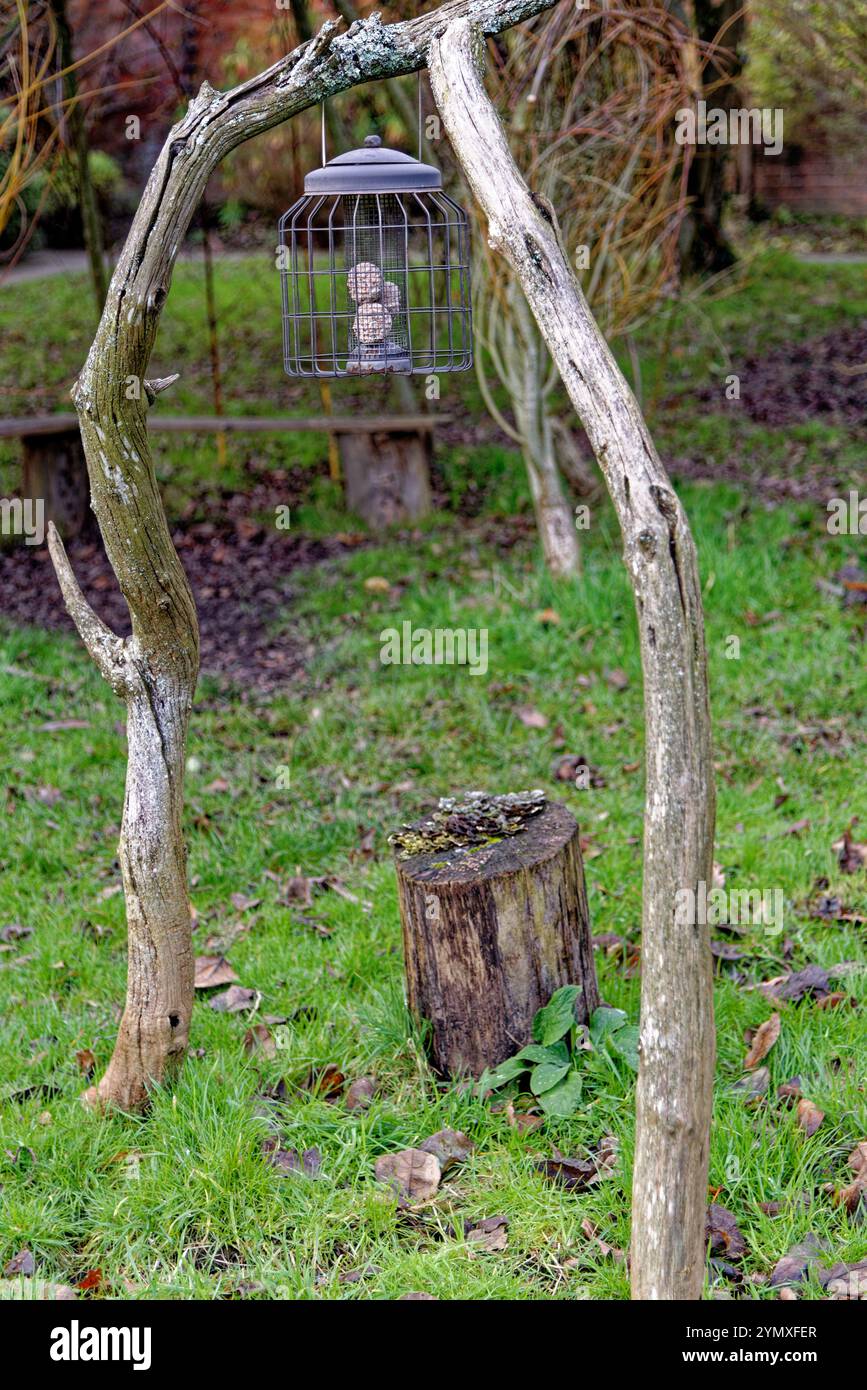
[47,522,128,694]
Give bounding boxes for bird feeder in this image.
[279,134,472,377]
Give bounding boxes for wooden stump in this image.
[21,426,90,539]
[340,426,432,529]
[393,795,598,1078]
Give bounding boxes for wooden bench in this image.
[0,412,450,536]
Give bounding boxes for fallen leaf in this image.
[537,1137,618,1191]
[194,955,239,989]
[375,1149,441,1201]
[209,985,258,1013]
[263,1138,321,1176]
[363,576,391,593]
[0,1278,75,1300]
[763,965,831,1004]
[243,1024,276,1058]
[796,1099,824,1136]
[398,1291,437,1300]
[76,1268,103,1292]
[4,1249,34,1277]
[230,893,261,913]
[833,828,867,874]
[38,720,89,732]
[418,1128,473,1174]
[833,1141,867,1213]
[731,1066,770,1102]
[534,608,560,625]
[74,1048,96,1078]
[0,923,32,942]
[283,875,313,906]
[784,817,811,837]
[551,754,606,787]
[744,1013,780,1070]
[344,1076,376,1112]
[303,1063,345,1099]
[825,1260,867,1299]
[769,1234,827,1288]
[604,667,629,691]
[466,1215,508,1252]
[777,1076,802,1104]
[705,1204,747,1259]
[516,705,548,729]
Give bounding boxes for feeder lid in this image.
[304,134,442,194]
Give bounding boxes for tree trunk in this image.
[46,0,563,1111]
[429,17,716,1300]
[680,0,746,276]
[513,323,580,577]
[394,798,597,1078]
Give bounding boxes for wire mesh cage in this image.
[279,136,472,378]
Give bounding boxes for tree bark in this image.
[47,0,563,1111]
[394,799,597,1078]
[429,18,716,1300]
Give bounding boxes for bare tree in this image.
[428,15,715,1300]
[47,0,715,1300]
[472,3,695,577]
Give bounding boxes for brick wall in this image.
[753,142,867,217]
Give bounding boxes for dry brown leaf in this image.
[74,1048,96,1078]
[374,1148,441,1201]
[796,1098,824,1137]
[194,955,239,989]
[466,1215,508,1252]
[418,1128,473,1174]
[833,828,867,874]
[744,1013,781,1070]
[344,1075,376,1112]
[243,1024,276,1058]
[363,576,391,593]
[705,1204,747,1259]
[210,985,258,1013]
[516,705,548,729]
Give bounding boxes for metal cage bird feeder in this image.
[279,132,472,378]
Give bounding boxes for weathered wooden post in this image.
[392,792,598,1077]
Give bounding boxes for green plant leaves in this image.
[608,1024,640,1071]
[589,1006,627,1046]
[476,1055,528,1093]
[538,1068,583,1116]
[477,992,638,1108]
[532,985,582,1046]
[515,1042,569,1066]
[529,1061,571,1095]
[589,1007,640,1072]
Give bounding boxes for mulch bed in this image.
[0,455,368,696]
[694,321,867,428]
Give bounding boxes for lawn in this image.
[0,248,865,1300]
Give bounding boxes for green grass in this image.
[0,250,865,1300]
